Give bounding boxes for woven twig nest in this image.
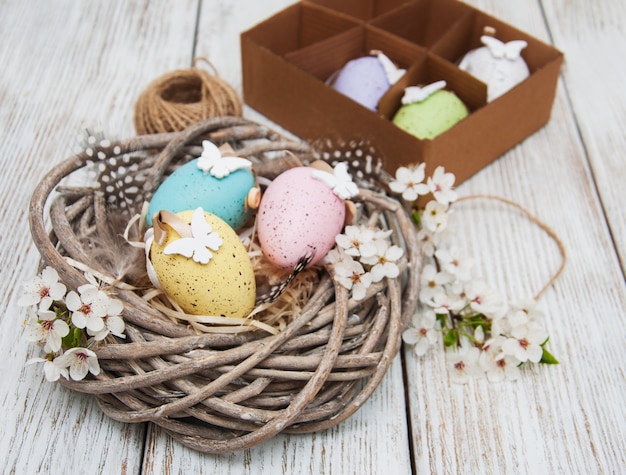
[28,116,421,453]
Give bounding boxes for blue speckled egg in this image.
[146,159,255,230]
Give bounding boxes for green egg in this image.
[392,90,468,140]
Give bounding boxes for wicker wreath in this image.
[27,116,421,453]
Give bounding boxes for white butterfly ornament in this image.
[374,50,406,85]
[481,36,527,61]
[163,207,223,264]
[197,140,252,179]
[402,80,447,105]
[311,162,359,200]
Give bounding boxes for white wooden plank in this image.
[192,0,300,136]
[0,0,198,473]
[541,0,626,272]
[401,1,626,473]
[193,0,294,97]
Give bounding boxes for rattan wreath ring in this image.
[28,116,421,453]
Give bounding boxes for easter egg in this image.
[149,208,256,317]
[459,36,530,102]
[330,56,392,111]
[146,158,255,230]
[256,166,346,269]
[392,89,468,140]
[329,52,405,112]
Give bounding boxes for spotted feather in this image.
[75,129,152,215]
[255,247,316,305]
[309,137,388,189]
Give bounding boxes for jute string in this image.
[455,194,567,300]
[133,58,242,135]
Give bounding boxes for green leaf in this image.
[436,313,447,327]
[467,314,486,323]
[411,209,421,226]
[466,315,490,328]
[443,330,458,347]
[62,327,82,349]
[540,347,559,365]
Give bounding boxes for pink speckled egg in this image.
[256,166,346,269]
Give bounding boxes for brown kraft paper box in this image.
[241,0,564,183]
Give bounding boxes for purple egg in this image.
[329,56,391,111]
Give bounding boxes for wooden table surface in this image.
[1,0,624,474]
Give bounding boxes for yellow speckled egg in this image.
[149,209,256,317]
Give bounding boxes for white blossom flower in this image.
[479,337,521,382]
[66,287,108,333]
[24,308,70,353]
[389,164,429,202]
[107,296,124,317]
[509,298,545,325]
[421,200,449,233]
[463,280,505,318]
[448,345,483,384]
[23,307,42,340]
[352,275,373,301]
[361,240,403,282]
[87,298,125,341]
[372,228,393,242]
[77,281,108,300]
[419,264,454,303]
[434,246,474,282]
[18,267,66,310]
[417,229,436,257]
[491,317,509,337]
[88,316,126,341]
[26,356,69,382]
[501,322,548,363]
[425,290,465,315]
[426,166,457,205]
[491,310,517,336]
[82,272,104,290]
[324,245,350,266]
[335,225,377,259]
[334,258,373,300]
[402,311,439,356]
[55,347,100,381]
[474,324,485,344]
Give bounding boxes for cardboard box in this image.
[241,0,563,183]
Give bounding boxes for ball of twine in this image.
[133,59,243,135]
